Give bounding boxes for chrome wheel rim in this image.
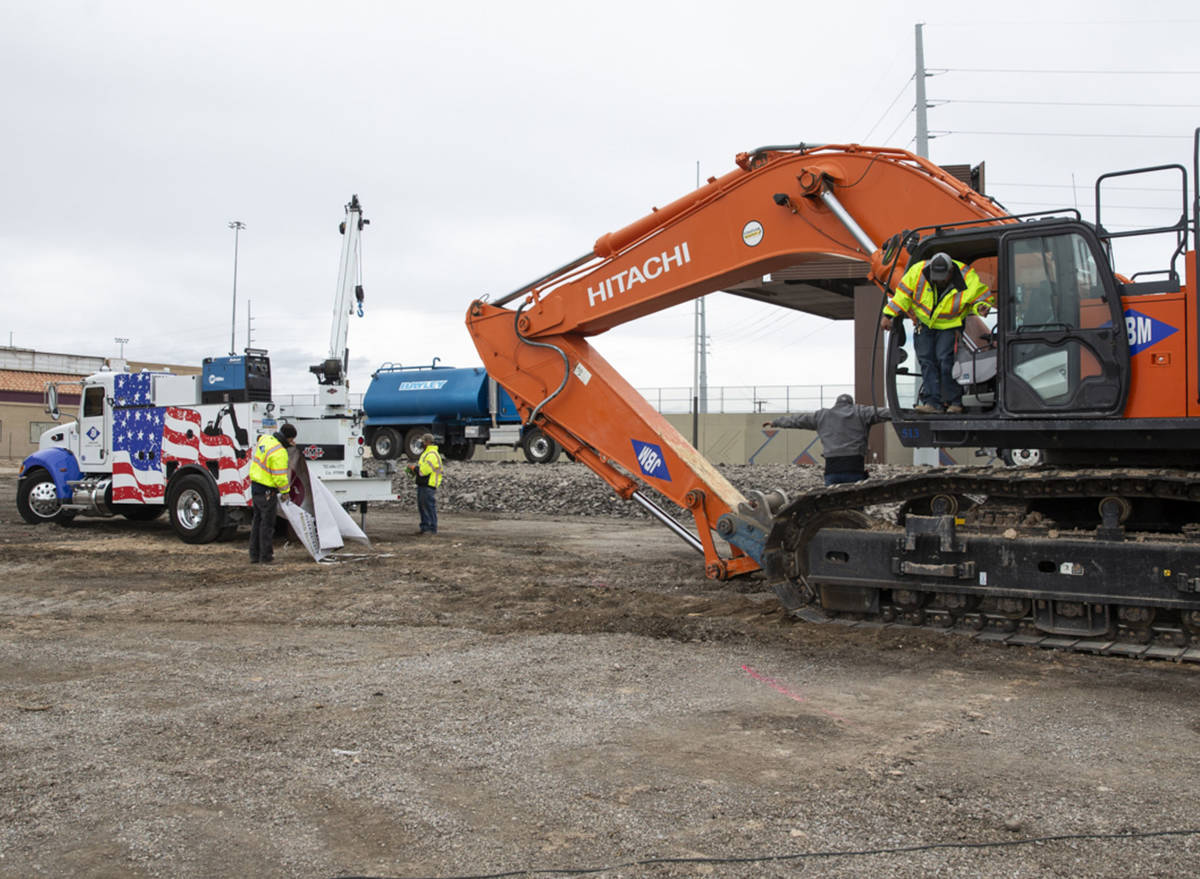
[175,488,206,531]
[28,481,62,519]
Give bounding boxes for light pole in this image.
[228,220,245,355]
[114,337,129,359]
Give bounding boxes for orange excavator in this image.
[466,134,1200,655]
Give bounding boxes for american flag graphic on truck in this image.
[110,374,252,505]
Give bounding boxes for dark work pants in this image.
[250,482,280,562]
[914,325,961,408]
[417,484,438,533]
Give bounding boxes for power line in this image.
[946,129,1192,140]
[991,181,1179,192]
[861,75,914,143]
[944,98,1200,109]
[1002,200,1182,211]
[939,66,1200,75]
[883,110,915,147]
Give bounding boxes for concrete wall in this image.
[0,401,70,462]
[662,412,910,467]
[464,412,917,468]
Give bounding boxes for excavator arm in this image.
[465,143,1009,578]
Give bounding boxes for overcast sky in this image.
[3,1,1198,400]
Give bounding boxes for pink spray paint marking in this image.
[742,665,857,728]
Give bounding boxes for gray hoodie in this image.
[769,394,891,471]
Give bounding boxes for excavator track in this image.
[789,605,1200,663]
[762,466,1200,661]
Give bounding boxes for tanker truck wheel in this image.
[166,472,223,544]
[17,468,76,525]
[403,427,430,461]
[445,441,476,461]
[522,428,561,464]
[371,427,402,460]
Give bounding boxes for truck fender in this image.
[19,448,82,499]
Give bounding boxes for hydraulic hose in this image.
[514,302,570,427]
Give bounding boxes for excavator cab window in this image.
[1000,229,1128,414]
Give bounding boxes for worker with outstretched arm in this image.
[879,251,993,414]
[248,422,297,563]
[764,394,890,485]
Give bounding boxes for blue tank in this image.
[362,362,560,463]
[363,364,520,423]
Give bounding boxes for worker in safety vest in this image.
[880,252,994,414]
[248,422,297,563]
[406,432,443,535]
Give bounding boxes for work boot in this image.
[945,404,965,414]
[913,403,941,414]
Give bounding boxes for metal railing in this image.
[635,384,859,414]
[271,383,918,416]
[273,393,366,408]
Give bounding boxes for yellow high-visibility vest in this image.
[417,444,443,488]
[249,434,290,493]
[883,259,993,330]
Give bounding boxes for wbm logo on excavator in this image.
[632,440,671,482]
[587,242,692,307]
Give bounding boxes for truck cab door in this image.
[999,227,1130,415]
[78,384,108,467]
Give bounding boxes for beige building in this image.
[0,347,200,462]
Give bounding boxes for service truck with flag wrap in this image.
[17,361,280,543]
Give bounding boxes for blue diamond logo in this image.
[632,439,671,482]
[1124,308,1178,356]
[86,426,100,441]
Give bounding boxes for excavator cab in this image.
[884,218,1139,461]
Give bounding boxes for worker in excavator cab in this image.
[248,422,297,564]
[879,252,994,414]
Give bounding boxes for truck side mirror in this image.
[45,383,60,421]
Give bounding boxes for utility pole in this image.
[692,161,709,432]
[913,22,939,468]
[914,22,929,158]
[228,220,245,355]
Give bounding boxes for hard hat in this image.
[927,252,953,283]
[420,432,435,446]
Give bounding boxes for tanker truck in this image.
[362,362,562,464]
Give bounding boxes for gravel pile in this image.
[391,460,912,520]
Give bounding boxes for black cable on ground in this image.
[331,826,1200,879]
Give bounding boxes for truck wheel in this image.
[166,472,223,544]
[371,428,401,460]
[404,427,430,461]
[445,442,476,461]
[522,428,561,464]
[16,469,76,525]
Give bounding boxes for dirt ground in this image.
[4,466,1200,879]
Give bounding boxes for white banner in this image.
[280,455,370,562]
